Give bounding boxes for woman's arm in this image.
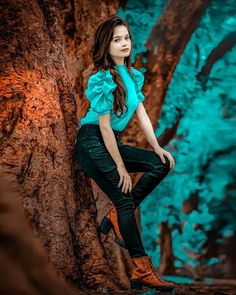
[98,114,124,167]
[136,102,175,169]
[98,114,132,193]
[135,102,161,151]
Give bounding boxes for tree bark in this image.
[0,176,79,295]
[63,0,132,288]
[196,31,236,90]
[159,222,175,275]
[122,0,212,147]
[0,0,124,292]
[0,0,215,292]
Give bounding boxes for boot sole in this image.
[130,279,175,293]
[98,216,127,249]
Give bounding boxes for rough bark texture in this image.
[0,176,79,295]
[0,0,218,293]
[61,0,140,287]
[62,0,133,288]
[122,0,212,146]
[0,0,125,292]
[196,31,236,90]
[159,222,175,274]
[1,177,235,295]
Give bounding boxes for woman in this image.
[73,16,176,293]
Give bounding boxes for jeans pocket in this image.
[88,143,104,151]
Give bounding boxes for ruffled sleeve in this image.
[131,67,145,102]
[85,70,117,115]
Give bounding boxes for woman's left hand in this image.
[153,146,175,170]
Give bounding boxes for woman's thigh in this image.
[73,137,170,202]
[76,141,117,175]
[74,138,169,177]
[74,138,133,203]
[119,144,170,173]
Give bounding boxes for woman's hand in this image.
[154,146,175,170]
[117,163,132,193]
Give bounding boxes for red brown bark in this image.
[0,0,214,292]
[0,0,124,292]
[122,0,212,147]
[0,176,79,295]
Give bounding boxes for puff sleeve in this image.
[85,70,117,115]
[131,67,145,102]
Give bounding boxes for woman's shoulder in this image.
[130,67,145,89]
[85,69,117,98]
[84,69,117,114]
[129,67,145,102]
[130,66,144,80]
[87,69,114,84]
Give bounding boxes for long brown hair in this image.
[88,16,134,117]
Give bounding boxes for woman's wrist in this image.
[116,162,125,168]
[153,144,162,152]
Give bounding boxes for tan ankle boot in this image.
[148,255,175,285]
[130,255,175,293]
[98,206,139,249]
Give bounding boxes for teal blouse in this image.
[79,64,145,131]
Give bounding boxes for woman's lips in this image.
[121,48,129,51]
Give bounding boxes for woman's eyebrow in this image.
[113,34,130,39]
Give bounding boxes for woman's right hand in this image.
[117,163,132,194]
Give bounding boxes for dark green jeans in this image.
[73,124,171,258]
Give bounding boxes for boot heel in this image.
[130,280,144,291]
[98,216,112,235]
[114,237,127,249]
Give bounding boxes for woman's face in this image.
[109,25,131,64]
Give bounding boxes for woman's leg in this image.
[118,144,171,208]
[77,143,147,258]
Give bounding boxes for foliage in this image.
[118,0,236,274]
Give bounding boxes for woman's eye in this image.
[114,36,130,42]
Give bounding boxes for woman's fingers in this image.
[117,165,132,193]
[164,152,175,169]
[123,177,128,193]
[160,154,166,164]
[169,155,175,169]
[129,177,132,192]
[122,176,126,192]
[121,177,126,192]
[121,175,132,193]
[172,159,175,169]
[129,178,132,193]
[171,158,175,169]
[123,176,129,193]
[118,176,123,188]
[167,155,172,169]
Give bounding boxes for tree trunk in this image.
[0,0,124,292]
[0,176,79,295]
[0,0,214,292]
[63,0,132,288]
[122,0,212,146]
[159,222,175,275]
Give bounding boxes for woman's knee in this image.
[162,155,171,172]
[152,153,171,174]
[114,195,135,214]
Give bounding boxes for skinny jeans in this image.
[73,124,171,258]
